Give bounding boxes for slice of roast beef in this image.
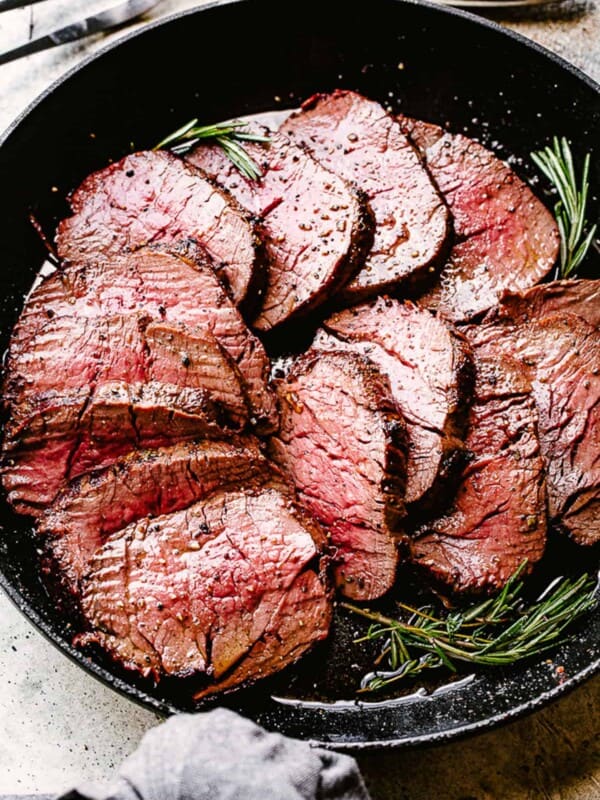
[2,382,222,515]
[485,279,600,328]
[39,437,268,591]
[144,321,248,425]
[410,356,547,592]
[195,567,329,699]
[2,247,277,516]
[314,297,472,510]
[187,129,373,330]
[56,150,262,308]
[4,313,248,433]
[76,482,331,690]
[6,249,277,433]
[281,91,450,300]
[269,350,407,600]
[398,116,559,322]
[467,313,600,545]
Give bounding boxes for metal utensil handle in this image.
[0,33,57,65]
[0,0,160,65]
[0,0,48,11]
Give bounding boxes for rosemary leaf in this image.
[154,118,199,151]
[216,136,262,181]
[342,563,597,693]
[531,137,597,278]
[155,118,268,180]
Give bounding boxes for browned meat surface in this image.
[4,313,248,434]
[2,248,277,515]
[2,382,221,515]
[56,150,262,308]
[270,350,407,600]
[76,482,332,690]
[39,437,268,590]
[315,297,472,510]
[411,356,547,592]
[4,248,277,433]
[282,91,450,300]
[468,313,600,545]
[399,116,560,321]
[187,129,373,330]
[485,279,600,328]
[195,567,329,699]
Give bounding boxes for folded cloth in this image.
[60,708,371,800]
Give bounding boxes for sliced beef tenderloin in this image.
[282,91,450,300]
[4,313,248,433]
[5,249,277,433]
[314,298,472,510]
[187,129,373,330]
[2,382,222,515]
[468,313,600,545]
[1,246,277,515]
[485,279,600,329]
[56,150,262,308]
[39,437,268,591]
[195,567,329,699]
[398,116,559,322]
[270,350,407,600]
[76,482,331,690]
[144,321,248,425]
[411,356,547,593]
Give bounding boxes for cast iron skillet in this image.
[0,0,599,749]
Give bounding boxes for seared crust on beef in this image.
[399,116,560,322]
[485,279,600,329]
[56,150,263,308]
[4,313,248,434]
[76,482,331,689]
[411,356,547,592]
[270,350,407,600]
[2,382,222,515]
[195,567,330,699]
[187,129,374,330]
[468,313,600,545]
[4,248,277,431]
[1,248,277,515]
[282,91,450,300]
[316,297,473,510]
[39,437,269,590]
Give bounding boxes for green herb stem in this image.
[531,137,596,278]
[154,119,269,180]
[342,563,597,693]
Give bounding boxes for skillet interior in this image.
[0,0,598,748]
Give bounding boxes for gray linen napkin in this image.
[60,708,371,800]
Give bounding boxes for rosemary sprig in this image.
[154,118,269,180]
[531,137,597,278]
[342,563,597,693]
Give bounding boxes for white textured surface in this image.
[0,1,598,797]
[0,601,159,793]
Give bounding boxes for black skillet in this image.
[0,0,599,749]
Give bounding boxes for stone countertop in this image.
[0,1,598,798]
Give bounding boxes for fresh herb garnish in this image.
[154,119,269,180]
[531,137,597,279]
[342,562,597,693]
